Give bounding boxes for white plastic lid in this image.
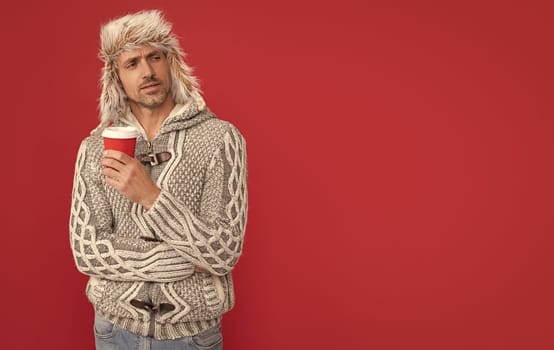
[101,126,139,139]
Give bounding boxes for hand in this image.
[101,150,161,209]
[194,266,210,273]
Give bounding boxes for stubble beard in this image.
[133,86,171,109]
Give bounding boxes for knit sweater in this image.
[69,98,247,339]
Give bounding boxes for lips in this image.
[140,82,160,90]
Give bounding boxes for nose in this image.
[141,60,155,78]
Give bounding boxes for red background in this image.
[1,0,553,349]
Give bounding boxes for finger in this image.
[105,175,121,188]
[104,150,132,163]
[101,157,125,171]
[102,166,121,179]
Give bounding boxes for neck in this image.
[129,97,176,141]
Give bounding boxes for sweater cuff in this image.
[139,189,168,241]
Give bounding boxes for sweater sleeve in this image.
[69,138,194,282]
[142,126,248,276]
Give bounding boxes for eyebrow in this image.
[121,49,163,66]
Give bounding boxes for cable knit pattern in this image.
[143,125,247,276]
[69,102,247,339]
[70,140,195,282]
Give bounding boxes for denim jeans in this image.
[94,314,223,350]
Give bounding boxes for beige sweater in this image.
[69,99,247,339]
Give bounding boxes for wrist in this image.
[141,186,161,210]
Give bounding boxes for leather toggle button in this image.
[130,299,175,315]
[130,299,153,310]
[137,152,172,166]
[159,303,176,315]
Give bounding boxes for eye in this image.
[126,60,137,69]
[151,55,161,61]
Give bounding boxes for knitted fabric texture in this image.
[69,99,248,339]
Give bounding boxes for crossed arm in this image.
[69,127,247,281]
[69,138,194,282]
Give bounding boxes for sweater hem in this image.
[98,309,221,340]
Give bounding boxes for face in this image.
[116,45,173,110]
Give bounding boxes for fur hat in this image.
[96,9,201,130]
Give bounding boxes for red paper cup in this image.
[102,126,139,157]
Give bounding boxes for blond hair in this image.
[95,9,201,132]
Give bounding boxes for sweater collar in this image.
[118,92,214,138]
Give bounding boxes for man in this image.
[69,9,247,350]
